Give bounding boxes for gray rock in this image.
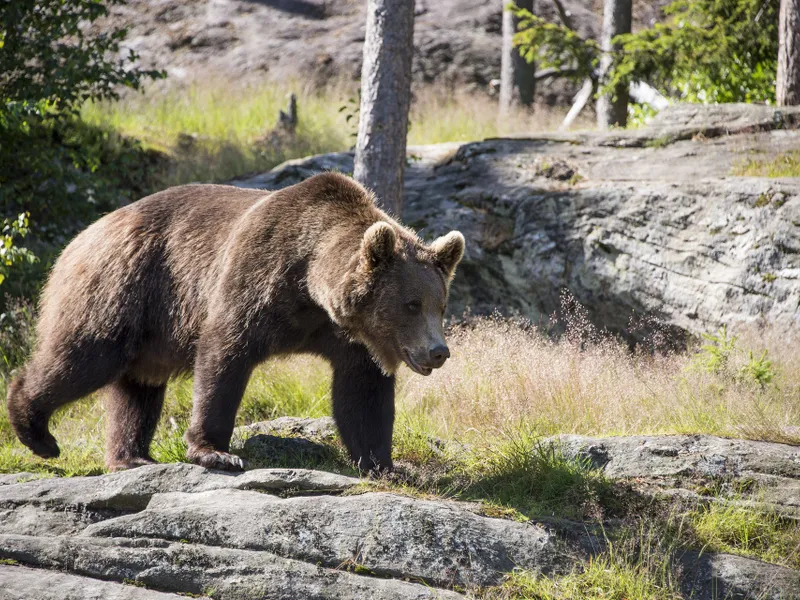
[96,0,664,100]
[234,104,800,338]
[679,551,800,600]
[0,563,199,600]
[83,489,559,588]
[0,535,463,600]
[552,434,800,515]
[235,416,338,440]
[0,463,359,512]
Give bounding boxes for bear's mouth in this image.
[403,350,433,376]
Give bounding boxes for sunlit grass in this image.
[79,79,575,190]
[733,151,800,177]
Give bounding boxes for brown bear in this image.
[7,172,464,472]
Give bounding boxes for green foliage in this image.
[739,350,774,387]
[488,539,682,600]
[0,297,36,373]
[692,326,738,374]
[510,4,598,84]
[460,430,617,520]
[512,0,779,109]
[0,0,163,111]
[690,326,777,387]
[0,0,164,262]
[0,213,37,286]
[609,0,778,104]
[734,151,800,177]
[686,501,800,568]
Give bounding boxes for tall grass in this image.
[1,309,798,476]
[80,79,574,189]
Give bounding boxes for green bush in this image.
[512,0,779,106]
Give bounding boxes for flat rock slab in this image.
[83,488,558,588]
[552,434,800,514]
[0,563,203,600]
[0,535,462,600]
[0,462,359,512]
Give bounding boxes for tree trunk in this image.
[596,0,632,129]
[499,0,536,117]
[777,0,800,106]
[354,0,415,216]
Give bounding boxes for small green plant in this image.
[0,213,37,287]
[692,326,738,374]
[739,350,775,387]
[761,273,777,283]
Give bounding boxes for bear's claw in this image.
[190,450,246,472]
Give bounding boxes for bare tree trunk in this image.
[596,0,632,129]
[777,0,800,106]
[354,0,415,216]
[499,0,536,117]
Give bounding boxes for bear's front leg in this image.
[185,344,253,472]
[330,342,395,473]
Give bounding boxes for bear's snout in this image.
[428,344,450,368]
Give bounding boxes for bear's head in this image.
[335,222,465,375]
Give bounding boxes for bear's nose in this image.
[428,344,450,368]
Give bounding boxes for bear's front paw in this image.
[188,449,246,472]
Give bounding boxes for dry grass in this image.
[397,315,800,447]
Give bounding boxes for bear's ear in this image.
[361,221,397,270]
[430,231,465,279]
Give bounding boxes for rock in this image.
[679,551,800,600]
[0,535,462,600]
[234,104,800,338]
[232,417,342,469]
[0,563,201,599]
[0,447,796,598]
[83,489,559,588]
[94,0,668,100]
[0,463,358,511]
[551,434,800,516]
[234,416,338,441]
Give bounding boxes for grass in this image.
[485,538,682,600]
[733,151,800,177]
[684,501,800,569]
[79,79,573,190]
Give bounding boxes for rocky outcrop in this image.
[98,0,668,98]
[552,434,800,516]
[234,103,800,338]
[2,423,799,598]
[0,463,558,598]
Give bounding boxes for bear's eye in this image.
[405,301,422,315]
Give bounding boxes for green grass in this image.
[81,81,351,187]
[733,151,800,177]
[485,542,682,600]
[683,501,800,569]
[79,80,571,191]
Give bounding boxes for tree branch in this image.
[551,0,575,31]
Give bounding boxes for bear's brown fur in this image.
[7,173,464,472]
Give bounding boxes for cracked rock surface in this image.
[234,103,800,339]
[2,420,799,599]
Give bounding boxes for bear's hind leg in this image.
[104,375,166,471]
[7,345,126,459]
